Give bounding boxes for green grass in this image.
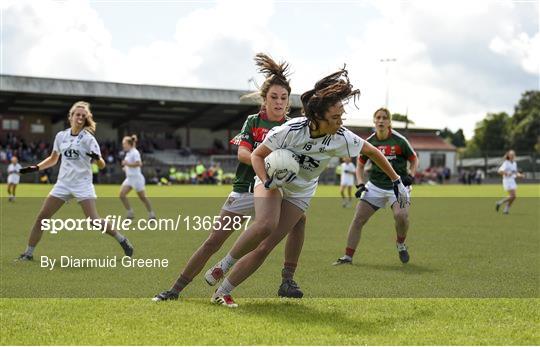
[1,183,539,345]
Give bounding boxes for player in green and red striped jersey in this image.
[334,107,418,265]
[153,53,305,304]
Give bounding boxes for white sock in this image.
[24,245,35,256]
[216,278,235,296]
[503,205,510,213]
[114,232,126,243]
[221,253,237,273]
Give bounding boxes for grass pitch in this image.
[1,183,539,345]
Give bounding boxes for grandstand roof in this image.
[0,75,302,130]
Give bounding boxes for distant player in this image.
[208,68,409,307]
[339,157,356,207]
[153,53,306,302]
[334,107,417,266]
[16,101,134,261]
[119,134,156,220]
[7,156,22,202]
[495,150,523,214]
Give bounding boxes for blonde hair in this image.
[123,134,138,147]
[69,101,96,134]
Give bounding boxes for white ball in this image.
[265,149,300,180]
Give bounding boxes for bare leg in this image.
[136,190,154,214]
[179,209,239,280]
[228,185,282,259]
[345,201,377,252]
[392,202,409,241]
[27,196,66,247]
[284,214,305,266]
[119,185,132,212]
[79,199,117,237]
[226,200,304,287]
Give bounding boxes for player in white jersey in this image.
[208,67,409,307]
[119,134,156,220]
[339,157,356,207]
[16,101,134,261]
[7,156,22,202]
[153,54,306,304]
[495,150,523,214]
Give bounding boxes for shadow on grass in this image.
[354,263,439,274]
[191,299,433,338]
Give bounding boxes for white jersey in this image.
[499,160,518,185]
[53,129,101,186]
[263,117,365,194]
[124,148,142,177]
[340,162,356,186]
[340,162,355,177]
[7,163,22,175]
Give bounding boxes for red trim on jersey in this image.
[408,154,417,161]
[358,157,367,164]
[239,141,253,151]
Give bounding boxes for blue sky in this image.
[2,0,539,138]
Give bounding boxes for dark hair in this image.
[301,66,360,130]
[254,53,291,110]
[123,134,138,147]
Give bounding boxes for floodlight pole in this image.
[380,58,397,107]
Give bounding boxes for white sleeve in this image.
[336,130,365,158]
[498,161,508,173]
[52,132,62,154]
[88,136,101,156]
[262,125,293,151]
[133,150,142,162]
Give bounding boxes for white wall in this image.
[416,150,457,173]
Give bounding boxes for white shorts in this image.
[7,174,20,185]
[254,176,314,212]
[340,175,354,187]
[503,180,517,191]
[360,181,411,209]
[49,182,97,202]
[122,174,146,192]
[221,191,255,216]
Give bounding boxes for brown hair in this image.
[301,66,360,130]
[69,101,96,134]
[504,149,515,160]
[254,53,291,112]
[123,134,138,147]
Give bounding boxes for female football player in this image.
[7,156,22,202]
[16,101,134,261]
[209,67,409,307]
[339,157,356,207]
[153,53,306,302]
[119,134,156,219]
[495,150,523,214]
[333,107,418,266]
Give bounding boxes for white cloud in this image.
[2,0,537,139]
[2,0,283,88]
[337,0,539,137]
[490,31,540,76]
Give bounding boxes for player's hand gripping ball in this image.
[264,149,299,189]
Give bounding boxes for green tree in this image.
[440,128,466,148]
[472,112,511,153]
[510,91,540,153]
[391,113,414,128]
